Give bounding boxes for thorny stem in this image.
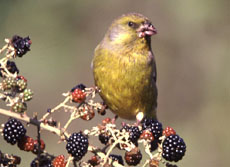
[88,145,124,167]
[143,159,150,167]
[41,95,71,121]
[0,92,16,106]
[66,156,74,167]
[0,108,70,138]
[36,117,41,165]
[63,110,80,130]
[63,102,84,130]
[142,140,153,159]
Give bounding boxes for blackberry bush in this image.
[3,118,26,145]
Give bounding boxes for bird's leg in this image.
[111,115,118,124]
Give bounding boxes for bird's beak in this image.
[137,22,157,38]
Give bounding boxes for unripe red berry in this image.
[71,89,86,103]
[17,136,34,151]
[140,130,154,141]
[163,126,176,137]
[52,155,67,167]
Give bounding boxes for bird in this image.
[92,13,158,121]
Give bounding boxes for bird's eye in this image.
[128,21,134,27]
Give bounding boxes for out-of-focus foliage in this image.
[0,0,229,166]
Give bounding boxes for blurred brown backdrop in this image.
[0,0,229,166]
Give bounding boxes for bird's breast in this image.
[93,47,156,119]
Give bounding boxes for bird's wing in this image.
[153,60,157,82]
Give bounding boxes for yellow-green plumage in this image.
[93,13,157,120]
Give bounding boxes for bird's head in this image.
[105,13,157,47]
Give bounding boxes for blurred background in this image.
[0,0,229,166]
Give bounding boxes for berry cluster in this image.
[142,118,163,141]
[1,75,33,113]
[1,75,30,92]
[30,154,67,167]
[141,118,163,151]
[11,35,31,57]
[3,118,46,155]
[66,132,89,161]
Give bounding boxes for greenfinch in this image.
[92,13,158,121]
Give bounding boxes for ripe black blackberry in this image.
[66,132,89,161]
[30,155,52,167]
[71,84,86,92]
[162,134,186,162]
[99,133,111,145]
[142,118,163,140]
[122,125,141,145]
[3,118,26,145]
[88,156,100,166]
[11,35,31,57]
[0,61,19,77]
[150,139,158,152]
[109,154,124,165]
